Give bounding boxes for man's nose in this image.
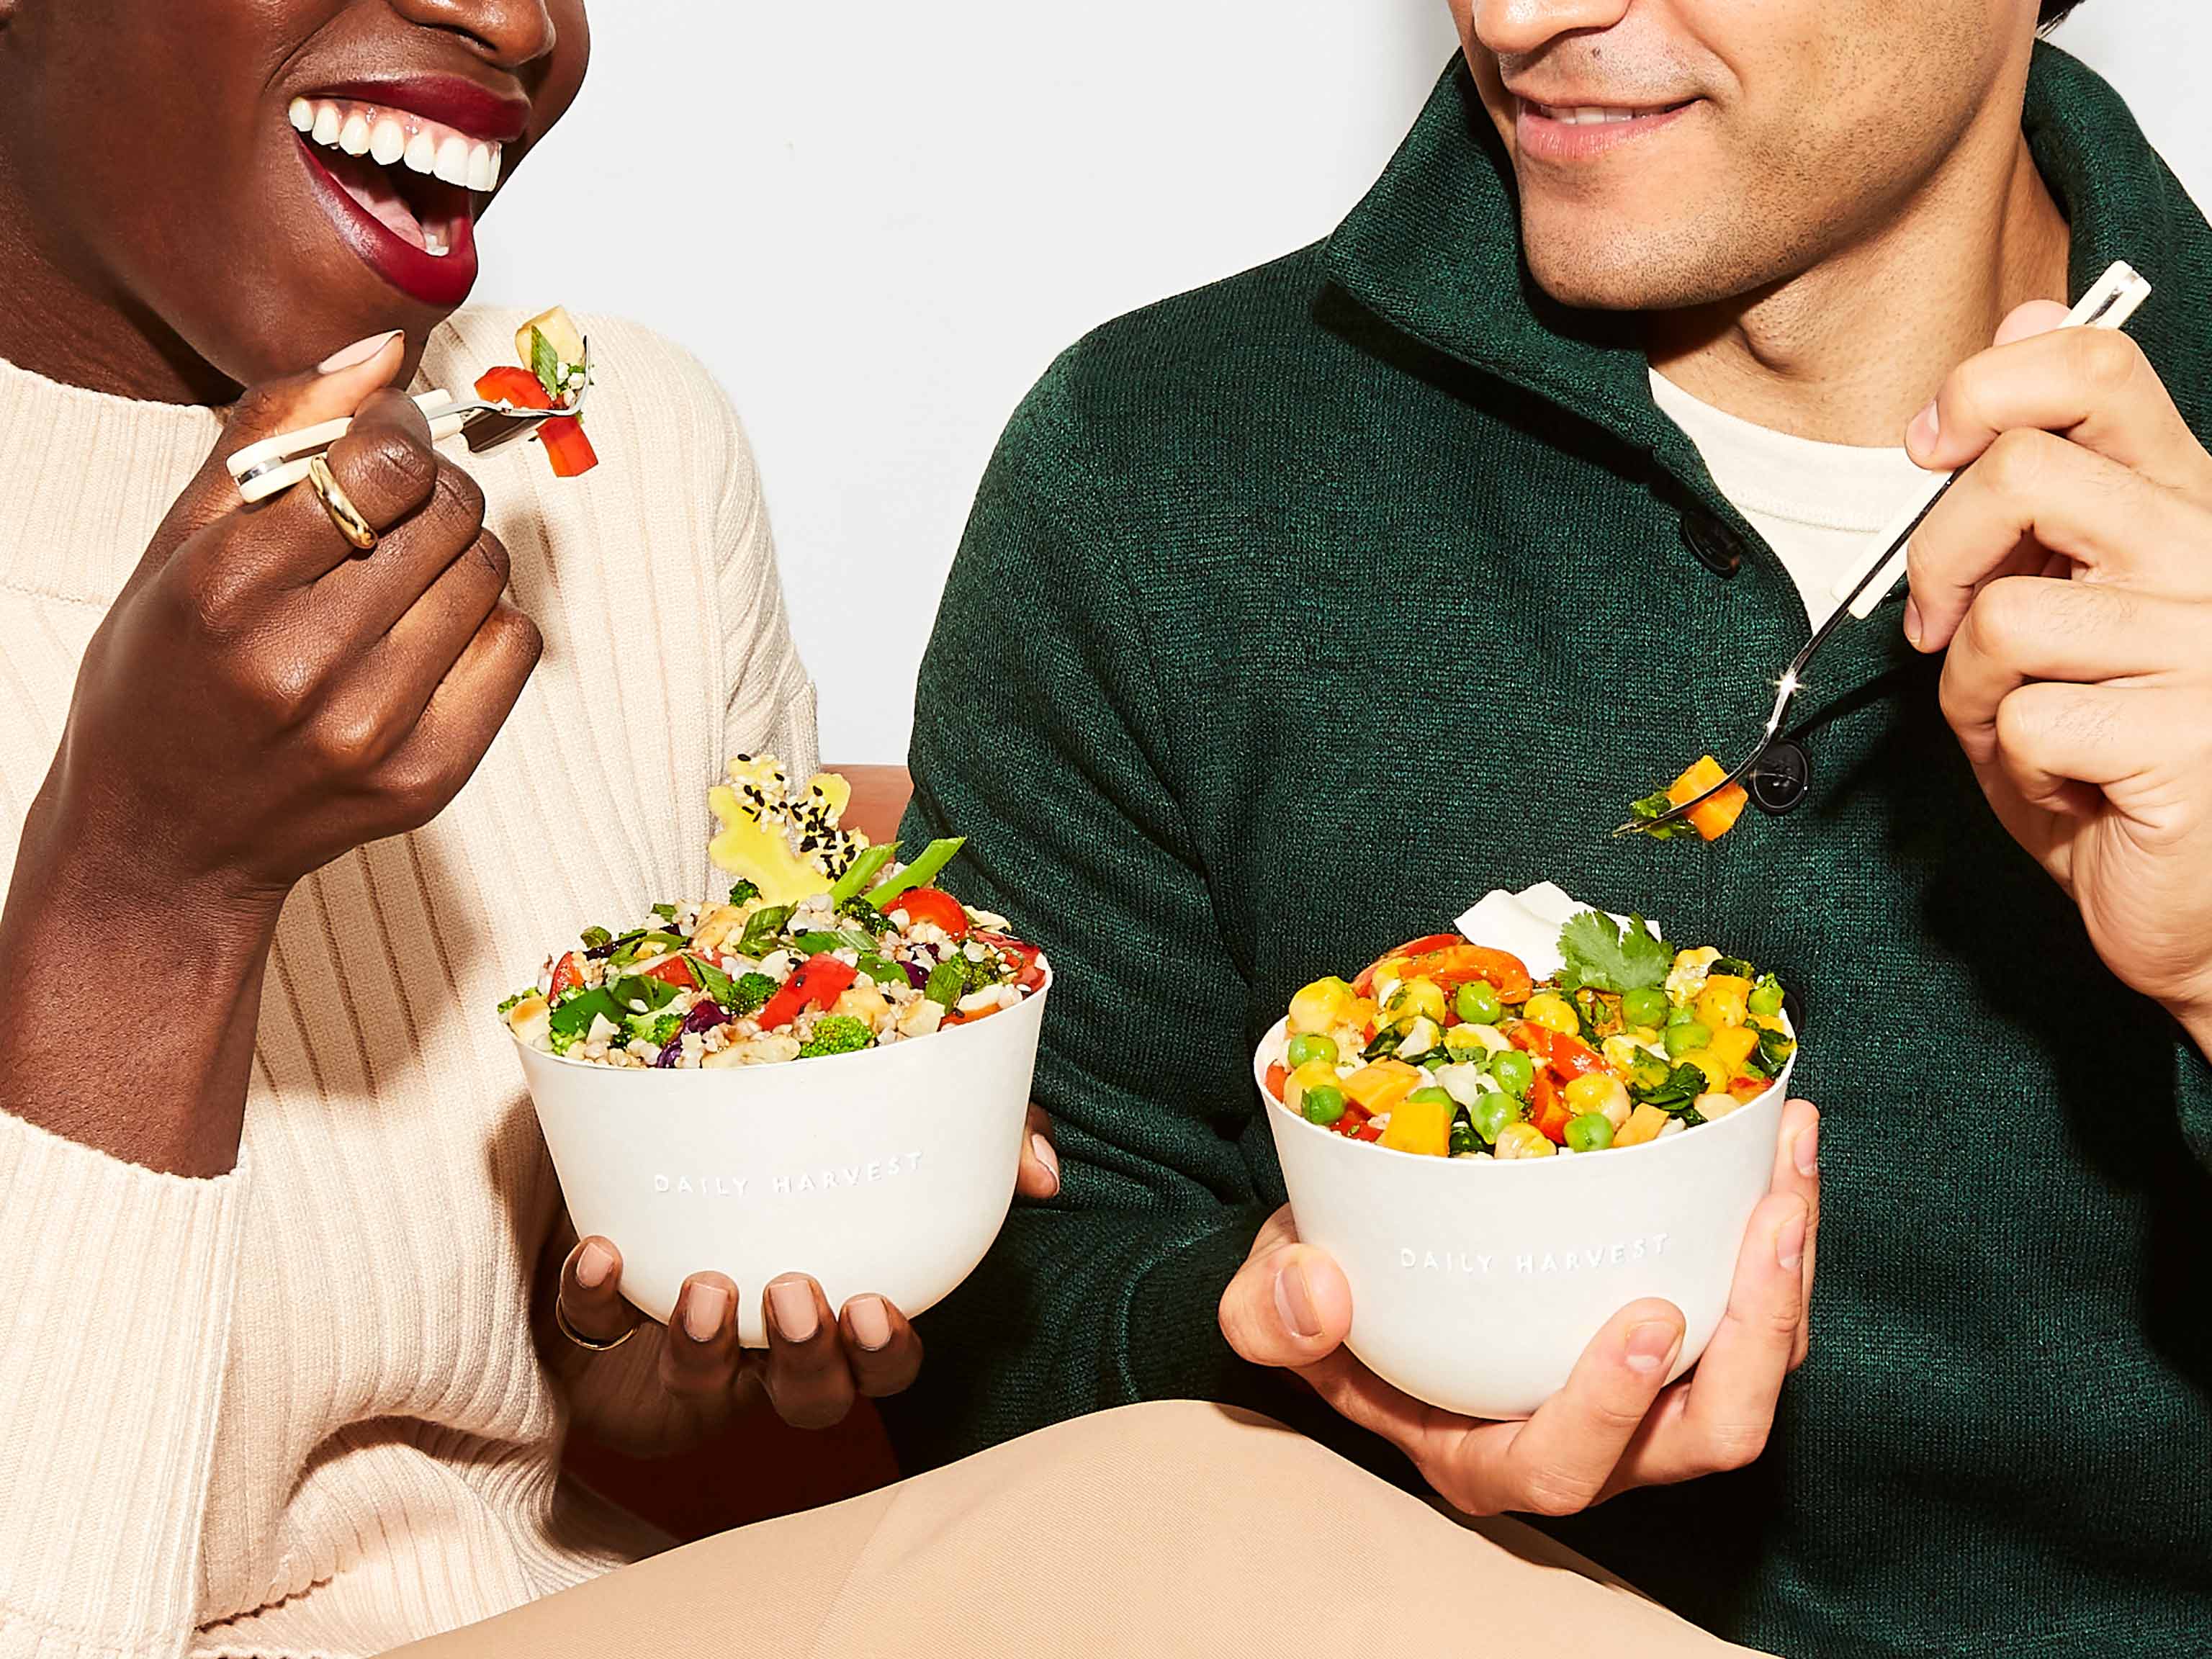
[1470,0,1635,58]
[386,0,559,68]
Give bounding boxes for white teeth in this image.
[1537,102,1648,126]
[294,96,506,198]
[433,134,473,186]
[423,227,451,258]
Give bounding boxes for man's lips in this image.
[1514,95,1697,161]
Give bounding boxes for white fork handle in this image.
[227,389,459,505]
[1829,260,2154,621]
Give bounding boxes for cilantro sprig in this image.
[1557,909,1672,994]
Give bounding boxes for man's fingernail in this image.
[1777,1213,1808,1272]
[1624,1319,1679,1373]
[576,1240,616,1290]
[683,1282,729,1344]
[318,329,402,374]
[1274,1261,1321,1340]
[769,1276,818,1343]
[849,1295,893,1352]
[1794,1121,1820,1179]
[1907,400,1939,456]
[1030,1133,1061,1192]
[1902,597,1924,649]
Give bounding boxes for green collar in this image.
[1321,42,2212,459]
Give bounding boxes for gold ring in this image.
[305,454,379,552]
[554,1295,637,1353]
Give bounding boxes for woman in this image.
[0,1,1059,1651]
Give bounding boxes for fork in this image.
[225,336,592,505]
[1613,261,2152,840]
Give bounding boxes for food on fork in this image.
[500,756,1046,1068]
[1264,906,1791,1158]
[475,303,598,478]
[1626,754,1750,842]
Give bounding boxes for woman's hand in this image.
[552,1104,1061,1431]
[0,333,541,1174]
[1217,1100,1819,1516]
[1905,306,2212,1052]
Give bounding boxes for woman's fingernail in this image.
[1030,1133,1061,1192]
[1777,1213,1808,1272]
[576,1240,616,1289]
[1907,399,1940,456]
[849,1295,893,1352]
[683,1282,729,1344]
[1794,1121,1820,1179]
[318,329,402,374]
[1902,597,1924,649]
[770,1277,818,1343]
[1274,1261,1321,1340]
[1625,1319,1680,1373]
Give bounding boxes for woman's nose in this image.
[385,0,559,68]
[1470,0,1636,58]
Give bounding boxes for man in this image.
[890,0,2212,1651]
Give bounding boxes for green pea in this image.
[1454,980,1503,1025]
[1472,1091,1520,1146]
[1663,1020,1712,1058]
[1301,1084,1347,1126]
[1665,1001,1697,1028]
[1286,1033,1339,1069]
[1407,1086,1454,1106]
[1489,1050,1536,1097]
[1621,986,1668,1029]
[1748,975,1786,1018]
[1564,1112,1616,1154]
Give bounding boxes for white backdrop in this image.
[478,2,2204,764]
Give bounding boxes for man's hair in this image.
[2038,0,2085,27]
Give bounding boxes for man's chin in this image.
[1524,240,1722,315]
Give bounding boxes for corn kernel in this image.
[1522,992,1579,1035]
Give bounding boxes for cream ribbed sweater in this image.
[0,310,818,1658]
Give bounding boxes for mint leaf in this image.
[1557,910,1671,994]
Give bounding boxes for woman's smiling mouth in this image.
[288,78,526,307]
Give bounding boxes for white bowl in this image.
[1257,1017,1793,1420]
[516,971,1048,1344]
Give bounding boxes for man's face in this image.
[1455,0,2035,311]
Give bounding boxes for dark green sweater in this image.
[891,45,2212,1658]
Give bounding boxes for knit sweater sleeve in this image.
[0,1111,252,1659]
[2175,1029,2212,1171]
[877,364,1309,1468]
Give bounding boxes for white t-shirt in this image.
[1649,368,1936,627]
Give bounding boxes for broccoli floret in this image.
[799,1015,874,1058]
[728,971,778,1017]
[727,879,760,907]
[836,895,890,935]
[496,988,534,1014]
[629,1010,683,1048]
[921,948,1007,1008]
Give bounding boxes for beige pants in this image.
[394,1401,1768,1658]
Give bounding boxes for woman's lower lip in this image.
[296,136,478,309]
[1515,101,1694,163]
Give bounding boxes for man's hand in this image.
[1219,1100,1819,1516]
[1907,305,2212,1045]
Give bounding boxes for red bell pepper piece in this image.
[1351,932,1465,998]
[640,956,696,989]
[1529,1071,1573,1144]
[1265,1062,1288,1103]
[891,886,970,940]
[549,952,585,997]
[755,956,858,1031]
[1511,1022,1608,1081]
[474,367,599,479]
